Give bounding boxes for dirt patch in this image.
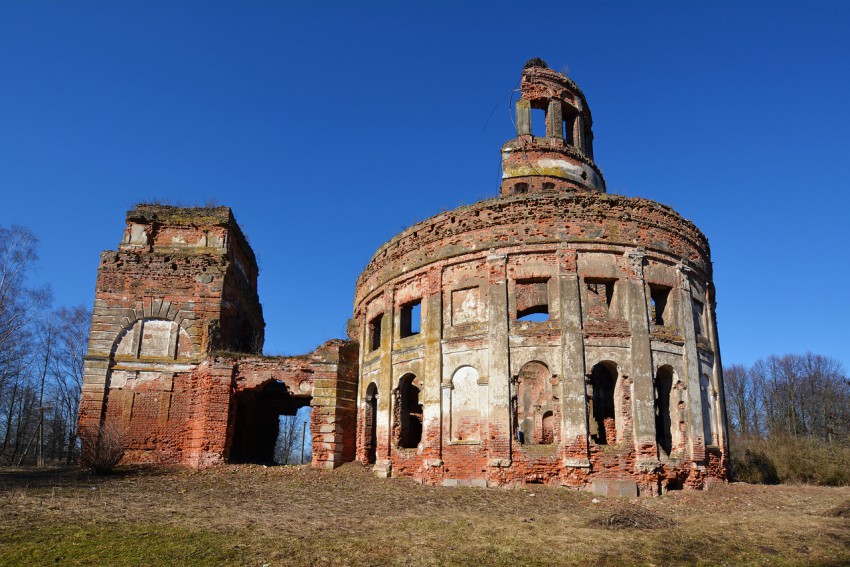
[589,503,677,530]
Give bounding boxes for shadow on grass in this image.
[0,464,184,490]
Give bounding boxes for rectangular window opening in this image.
[399,300,422,338]
[369,314,383,351]
[531,107,547,138]
[649,285,671,326]
[516,279,549,322]
[563,114,576,146]
[586,279,615,319]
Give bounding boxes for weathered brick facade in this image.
[79,59,728,495]
[78,206,358,469]
[352,60,729,494]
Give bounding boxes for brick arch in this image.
[108,299,199,361]
[110,317,194,361]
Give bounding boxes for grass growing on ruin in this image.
[2,464,848,566]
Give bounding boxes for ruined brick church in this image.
[79,60,729,494]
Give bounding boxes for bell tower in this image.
[500,58,606,195]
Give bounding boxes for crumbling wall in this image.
[352,188,728,492]
[79,206,358,471]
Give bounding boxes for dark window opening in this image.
[514,182,528,194]
[516,279,549,321]
[396,374,422,449]
[650,285,671,326]
[399,300,421,338]
[235,321,260,354]
[542,182,555,191]
[229,380,311,465]
[700,374,714,445]
[588,363,617,445]
[655,367,674,457]
[369,314,383,351]
[531,107,547,138]
[364,382,378,464]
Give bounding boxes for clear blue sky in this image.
[2,1,848,371]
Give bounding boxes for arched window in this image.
[514,361,556,445]
[588,362,618,445]
[450,366,480,441]
[395,374,422,449]
[700,374,715,446]
[655,366,675,456]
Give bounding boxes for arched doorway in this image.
[363,382,378,464]
[588,362,618,445]
[395,374,422,449]
[229,380,310,464]
[655,366,675,457]
[513,361,556,445]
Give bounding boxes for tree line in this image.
[725,354,850,485]
[725,353,849,444]
[0,225,89,466]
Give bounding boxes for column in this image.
[486,254,511,468]
[676,263,706,462]
[625,248,658,465]
[558,248,590,466]
[422,269,444,467]
[547,100,563,139]
[516,100,531,136]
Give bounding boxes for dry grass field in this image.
[1,463,848,566]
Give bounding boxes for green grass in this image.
[2,523,243,566]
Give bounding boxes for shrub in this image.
[79,422,127,475]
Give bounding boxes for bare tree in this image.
[730,353,849,445]
[0,226,51,391]
[49,306,90,464]
[274,414,301,465]
[725,364,760,436]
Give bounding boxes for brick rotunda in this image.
[351,59,728,494]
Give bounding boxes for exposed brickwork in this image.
[79,60,729,496]
[352,61,729,494]
[78,206,358,469]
